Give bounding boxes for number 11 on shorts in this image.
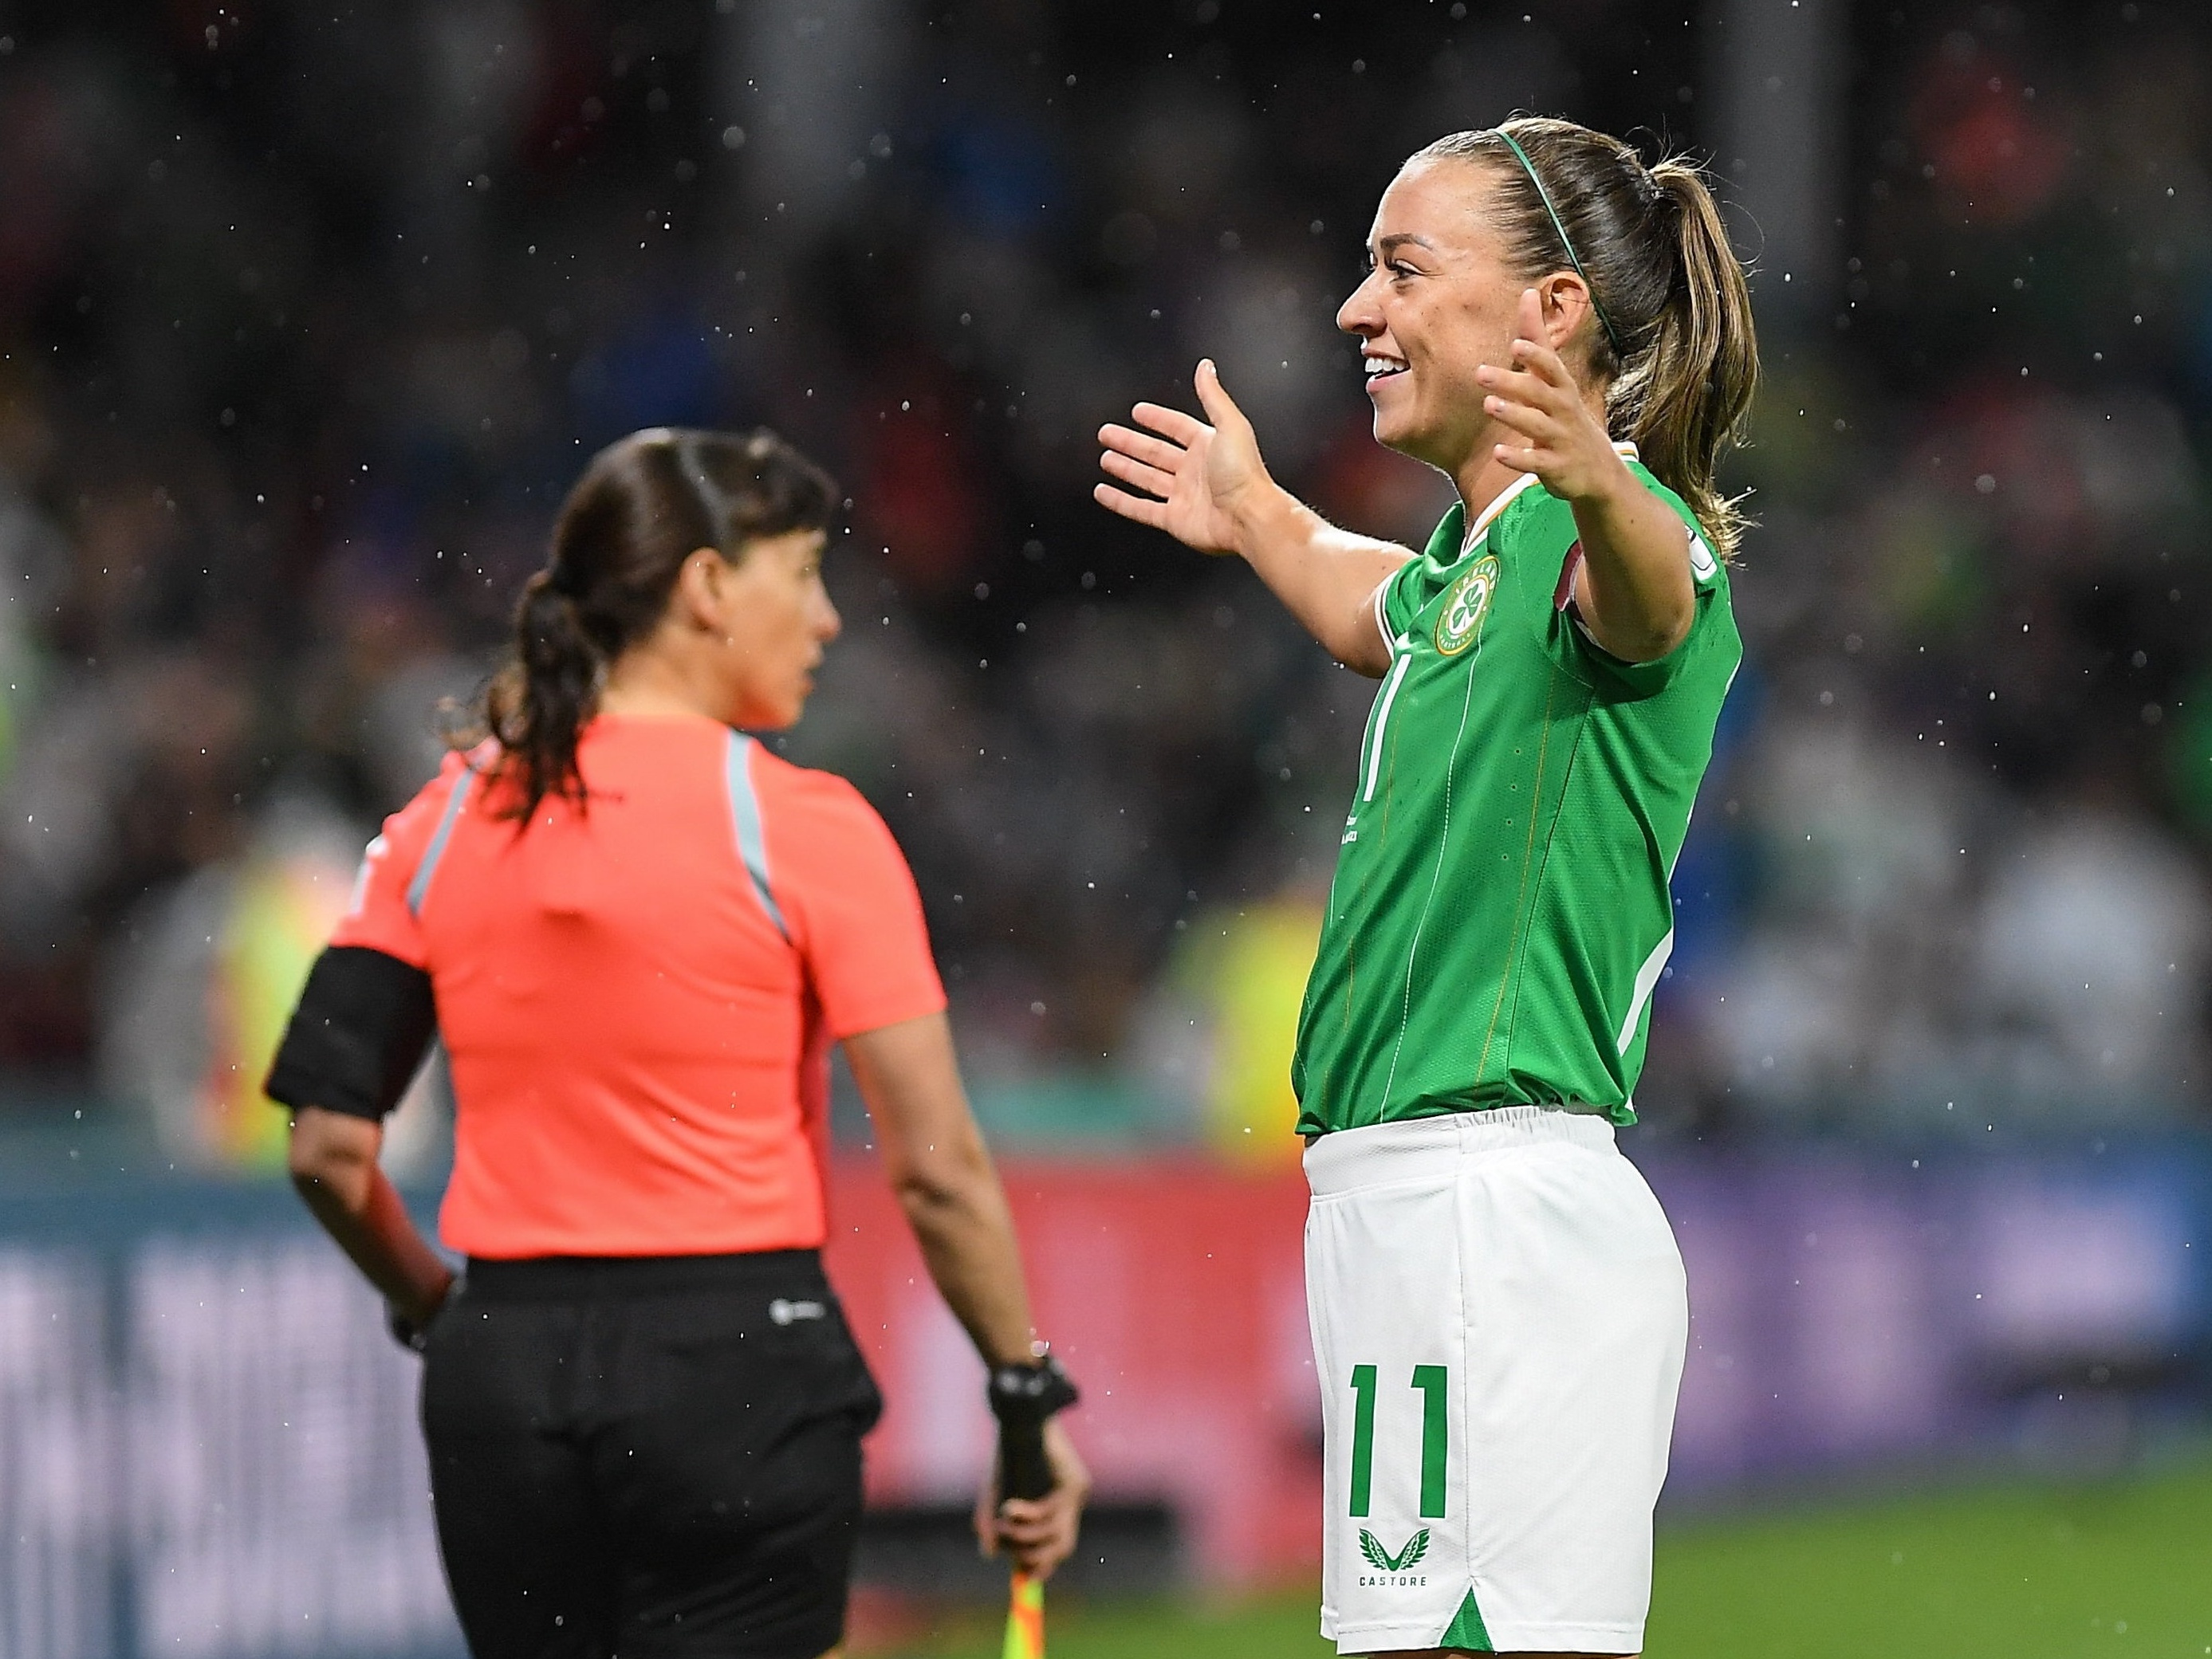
[1347,1364,1449,1519]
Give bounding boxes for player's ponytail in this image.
[1634,161,1757,561]
[1415,119,1760,559]
[475,426,838,824]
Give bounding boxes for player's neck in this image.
[600,642,730,725]
[1450,388,1618,531]
[1450,450,1531,532]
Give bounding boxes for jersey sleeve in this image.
[328,752,475,966]
[266,757,471,1118]
[1513,484,1731,698]
[1376,556,1427,644]
[1376,506,1464,643]
[785,780,947,1040]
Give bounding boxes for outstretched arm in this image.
[1096,361,1412,677]
[1478,288,1698,663]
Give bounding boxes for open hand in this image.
[1475,288,1633,506]
[974,1418,1091,1580]
[1095,360,1276,556]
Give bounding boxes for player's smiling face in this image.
[1338,158,1526,473]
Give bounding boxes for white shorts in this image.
[1304,1107,1687,1656]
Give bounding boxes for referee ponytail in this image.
[477,427,837,824]
[1415,118,1760,560]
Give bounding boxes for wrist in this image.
[1226,479,1304,562]
[986,1350,1080,1424]
[1569,448,1641,517]
[986,1335,1050,1369]
[402,1269,455,1328]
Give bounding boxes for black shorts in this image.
[419,1249,884,1659]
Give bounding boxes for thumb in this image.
[1517,285,1545,345]
[1193,359,1250,435]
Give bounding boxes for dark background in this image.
[0,0,2206,1155]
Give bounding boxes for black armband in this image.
[266,945,438,1121]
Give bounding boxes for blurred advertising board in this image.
[0,1139,2206,1657]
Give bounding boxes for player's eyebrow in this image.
[1373,233,1437,257]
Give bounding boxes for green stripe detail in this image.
[1412,1364,1449,1518]
[1440,1588,1495,1653]
[1348,1365,1377,1518]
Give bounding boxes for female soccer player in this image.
[268,427,1084,1659]
[1097,119,1757,1657]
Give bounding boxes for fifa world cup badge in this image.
[1434,556,1499,657]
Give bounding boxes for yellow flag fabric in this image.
[1001,1570,1045,1659]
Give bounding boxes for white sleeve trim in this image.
[1616,928,1675,1055]
[1688,525,1718,582]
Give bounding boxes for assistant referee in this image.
[267,427,1085,1659]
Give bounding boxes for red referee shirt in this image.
[333,713,946,1260]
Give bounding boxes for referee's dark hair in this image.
[475,427,837,824]
[1417,118,1761,561]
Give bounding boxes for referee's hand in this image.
[974,1418,1090,1579]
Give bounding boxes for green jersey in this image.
[1293,452,1741,1136]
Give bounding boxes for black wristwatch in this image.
[986,1349,1080,1425]
[388,1280,457,1354]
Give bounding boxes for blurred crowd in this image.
[0,0,2206,1159]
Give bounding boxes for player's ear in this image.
[1537,273,1594,358]
[671,545,728,632]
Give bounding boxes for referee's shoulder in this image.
[750,746,894,834]
[385,741,492,826]
[447,739,500,784]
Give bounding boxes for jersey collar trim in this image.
[1457,442,1641,556]
[1459,472,1543,555]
